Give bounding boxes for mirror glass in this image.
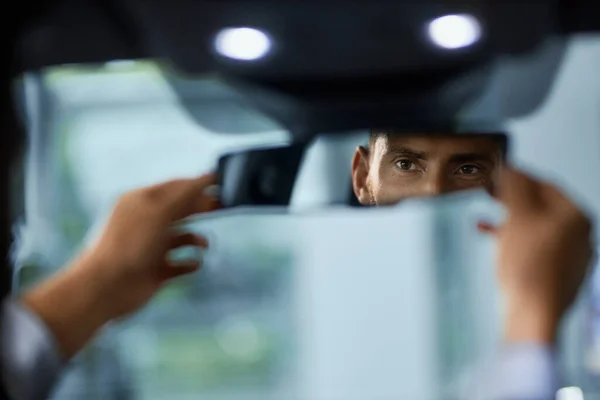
[217,131,508,208]
[350,131,507,206]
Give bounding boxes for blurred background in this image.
[9,35,600,399]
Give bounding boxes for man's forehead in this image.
[379,134,501,154]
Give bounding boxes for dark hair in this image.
[368,129,387,146]
[368,129,508,159]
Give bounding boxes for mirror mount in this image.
[220,37,565,143]
[221,63,491,143]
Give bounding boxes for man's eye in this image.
[457,165,480,175]
[396,159,417,171]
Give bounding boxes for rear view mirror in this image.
[216,131,508,209]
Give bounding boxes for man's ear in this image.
[351,146,372,205]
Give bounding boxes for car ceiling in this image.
[11,0,600,138]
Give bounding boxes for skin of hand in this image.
[21,173,221,359]
[479,167,594,344]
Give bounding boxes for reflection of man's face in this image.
[351,134,503,206]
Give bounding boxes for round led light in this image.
[427,14,482,49]
[214,27,272,61]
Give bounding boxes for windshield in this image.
[12,36,600,399]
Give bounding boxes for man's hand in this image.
[84,173,221,317]
[22,174,221,358]
[479,168,594,343]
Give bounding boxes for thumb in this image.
[159,261,200,282]
[496,167,542,212]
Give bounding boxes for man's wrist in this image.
[20,254,116,359]
[504,299,560,344]
[75,251,124,321]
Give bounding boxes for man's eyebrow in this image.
[387,147,427,159]
[448,152,498,163]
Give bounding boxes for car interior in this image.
[4,1,600,399]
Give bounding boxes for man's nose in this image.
[423,174,449,196]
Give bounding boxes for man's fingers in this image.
[161,232,210,282]
[176,176,222,220]
[146,173,216,196]
[195,196,222,215]
[145,173,221,221]
[161,232,207,281]
[477,221,498,234]
[159,262,201,281]
[168,232,209,249]
[171,174,220,220]
[496,167,542,210]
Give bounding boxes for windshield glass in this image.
[13,36,600,399]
